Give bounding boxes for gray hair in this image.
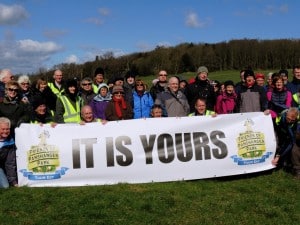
[0,69,13,82]
[0,117,11,127]
[17,75,31,85]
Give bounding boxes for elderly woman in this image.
[17,75,33,105]
[105,85,133,121]
[0,81,30,138]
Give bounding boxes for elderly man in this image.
[48,69,65,97]
[0,69,14,102]
[80,105,106,125]
[155,76,190,117]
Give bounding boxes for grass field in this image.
[0,169,299,225]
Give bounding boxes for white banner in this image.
[16,112,276,187]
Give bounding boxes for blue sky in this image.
[0,0,299,74]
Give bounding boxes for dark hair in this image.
[151,104,163,110]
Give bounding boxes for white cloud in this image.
[0,4,28,25]
[18,39,62,53]
[185,12,210,28]
[0,38,63,74]
[98,7,110,16]
[64,54,79,64]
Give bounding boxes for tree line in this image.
[32,38,300,82]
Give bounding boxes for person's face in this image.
[0,122,10,140]
[6,85,19,99]
[127,77,135,85]
[245,76,255,86]
[286,111,298,124]
[53,71,63,83]
[158,71,168,82]
[81,81,92,91]
[95,74,104,84]
[151,108,162,117]
[99,87,108,97]
[168,78,179,92]
[267,76,272,85]
[195,99,206,114]
[81,107,94,122]
[39,82,47,91]
[179,81,187,89]
[282,75,288,84]
[20,81,30,91]
[197,72,208,81]
[113,91,124,99]
[225,85,234,94]
[275,79,284,90]
[293,68,300,80]
[135,83,144,92]
[256,78,265,86]
[35,104,47,115]
[68,86,76,94]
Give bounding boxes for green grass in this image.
[0,169,299,225]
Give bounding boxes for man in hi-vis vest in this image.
[48,69,65,97]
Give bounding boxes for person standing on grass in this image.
[155,76,190,117]
[48,69,65,97]
[79,77,96,105]
[133,79,154,119]
[184,66,216,113]
[150,70,168,101]
[0,117,18,188]
[90,83,112,120]
[215,80,237,114]
[188,97,216,117]
[286,65,300,95]
[93,67,105,94]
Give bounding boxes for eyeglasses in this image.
[21,83,29,85]
[159,74,167,77]
[136,84,144,87]
[7,88,19,92]
[82,83,92,86]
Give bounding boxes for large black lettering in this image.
[115,136,133,166]
[193,132,211,160]
[140,134,156,164]
[157,134,175,163]
[210,130,228,159]
[175,133,193,162]
[72,138,97,169]
[106,137,114,167]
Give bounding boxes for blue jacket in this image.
[133,91,154,119]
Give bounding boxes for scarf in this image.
[113,96,127,119]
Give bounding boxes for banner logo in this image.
[231,118,272,165]
[19,130,68,180]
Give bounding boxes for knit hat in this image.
[114,76,124,84]
[243,69,255,80]
[255,73,265,80]
[112,85,124,94]
[197,66,208,74]
[97,83,109,93]
[32,96,46,110]
[94,67,105,77]
[224,80,235,88]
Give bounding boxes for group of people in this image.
[1,64,300,188]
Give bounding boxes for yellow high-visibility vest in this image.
[48,82,65,96]
[59,96,82,123]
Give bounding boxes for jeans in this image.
[0,168,9,188]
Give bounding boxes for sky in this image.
[0,0,299,74]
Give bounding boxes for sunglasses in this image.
[7,88,19,92]
[21,83,29,85]
[159,74,167,77]
[82,83,92,86]
[136,84,144,87]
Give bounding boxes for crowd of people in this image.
[0,65,300,188]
